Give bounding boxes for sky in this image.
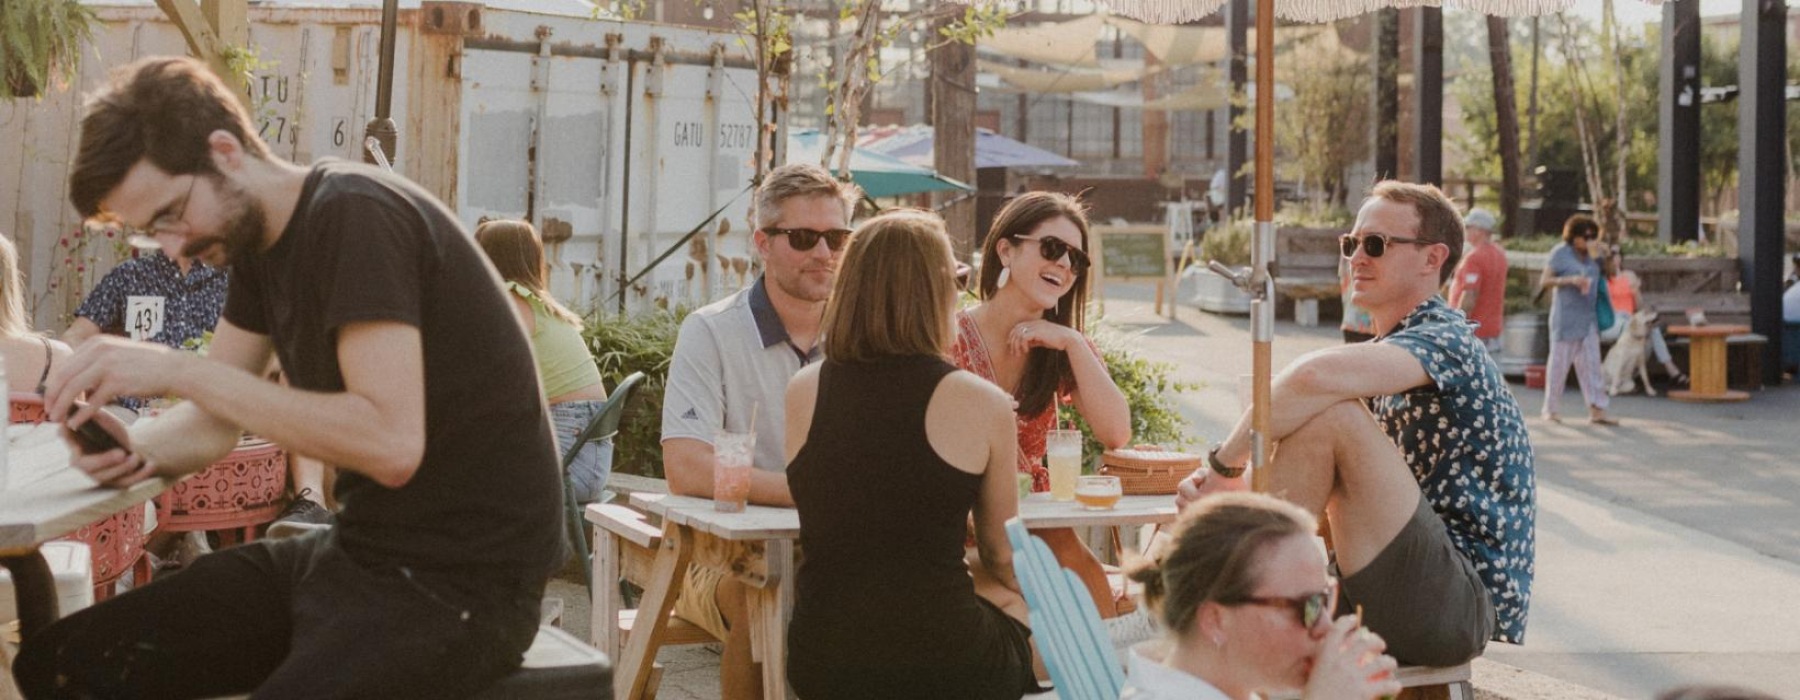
[1573,0,1800,27]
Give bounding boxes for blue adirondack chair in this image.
[1006,518,1127,700]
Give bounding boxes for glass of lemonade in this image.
[1045,429,1082,502]
[713,430,755,513]
[1075,475,1122,511]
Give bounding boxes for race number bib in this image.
[125,295,166,341]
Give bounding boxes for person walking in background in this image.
[1122,492,1399,700]
[1541,215,1616,425]
[952,191,1131,617]
[1447,208,1507,353]
[476,219,612,503]
[784,209,1036,700]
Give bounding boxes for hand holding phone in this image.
[64,402,131,455]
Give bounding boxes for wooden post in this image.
[154,0,250,107]
[930,14,977,257]
[1487,16,1521,237]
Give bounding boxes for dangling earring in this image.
[996,266,1011,289]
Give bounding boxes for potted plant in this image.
[2,0,95,99]
[1190,219,1254,314]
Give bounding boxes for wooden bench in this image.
[587,494,726,699]
[1275,251,1344,328]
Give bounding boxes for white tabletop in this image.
[0,423,170,553]
[628,492,1180,542]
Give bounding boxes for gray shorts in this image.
[1336,495,1495,667]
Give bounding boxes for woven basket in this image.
[1099,447,1202,495]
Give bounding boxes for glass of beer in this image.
[1045,429,1082,502]
[1075,475,1122,511]
[713,430,755,513]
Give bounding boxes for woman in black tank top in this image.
[784,210,1037,699]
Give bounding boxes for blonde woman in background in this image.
[476,220,612,502]
[0,235,73,396]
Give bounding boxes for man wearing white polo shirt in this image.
[660,162,859,700]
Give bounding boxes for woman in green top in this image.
[477,220,612,502]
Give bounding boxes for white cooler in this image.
[0,541,96,623]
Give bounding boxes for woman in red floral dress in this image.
[952,191,1132,615]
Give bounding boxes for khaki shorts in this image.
[672,564,731,641]
[1337,495,1496,667]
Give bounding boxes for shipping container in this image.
[0,0,771,330]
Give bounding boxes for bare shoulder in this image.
[936,369,1012,412]
[789,362,822,393]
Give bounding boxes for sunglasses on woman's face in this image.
[1228,580,1339,630]
[1340,232,1434,259]
[765,227,852,252]
[1011,235,1092,275]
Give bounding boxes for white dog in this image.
[1603,309,1659,396]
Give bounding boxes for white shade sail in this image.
[1090,0,1664,25]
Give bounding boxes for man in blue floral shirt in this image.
[1179,181,1534,667]
[65,229,227,351]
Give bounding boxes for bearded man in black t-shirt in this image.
[16,56,564,699]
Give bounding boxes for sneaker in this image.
[273,489,333,527]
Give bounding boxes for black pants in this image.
[13,529,541,699]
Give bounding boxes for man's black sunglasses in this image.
[1340,233,1435,259]
[1011,235,1092,275]
[765,227,852,252]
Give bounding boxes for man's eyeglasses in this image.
[1011,235,1092,275]
[146,175,199,236]
[1224,580,1339,630]
[765,227,852,253]
[1340,233,1435,259]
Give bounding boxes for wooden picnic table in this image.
[1667,325,1752,402]
[1,424,171,640]
[591,492,1179,700]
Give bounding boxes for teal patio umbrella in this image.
[788,129,973,198]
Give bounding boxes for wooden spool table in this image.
[1667,325,1751,402]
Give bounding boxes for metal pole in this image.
[1250,0,1274,484]
[362,0,399,166]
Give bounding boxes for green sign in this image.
[1101,232,1167,279]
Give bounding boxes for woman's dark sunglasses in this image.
[1340,233,1434,259]
[1012,235,1092,275]
[765,227,852,252]
[1226,580,1338,629]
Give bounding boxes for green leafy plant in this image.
[585,307,691,478]
[1201,219,1252,268]
[1059,323,1202,468]
[1,0,94,99]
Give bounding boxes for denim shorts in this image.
[551,399,615,504]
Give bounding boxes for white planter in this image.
[1189,268,1253,315]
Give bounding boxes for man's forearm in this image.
[133,401,244,475]
[172,358,419,486]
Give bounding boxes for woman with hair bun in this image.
[1122,492,1400,700]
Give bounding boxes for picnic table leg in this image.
[747,540,795,700]
[614,524,692,700]
[0,550,59,641]
[592,521,624,661]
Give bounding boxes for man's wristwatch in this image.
[1207,446,1245,479]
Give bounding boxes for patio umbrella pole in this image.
[1249,0,1274,489]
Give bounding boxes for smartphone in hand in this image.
[64,403,131,455]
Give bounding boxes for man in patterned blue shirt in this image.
[1178,180,1534,667]
[65,229,227,351]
